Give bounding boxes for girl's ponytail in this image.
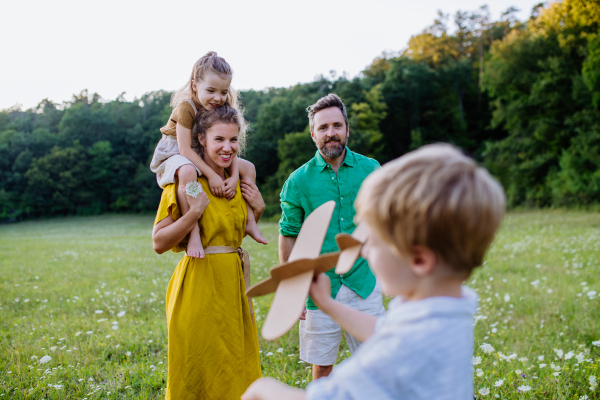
[171,51,240,112]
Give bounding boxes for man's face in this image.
[311,107,349,159]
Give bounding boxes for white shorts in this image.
[150,135,202,188]
[299,282,385,366]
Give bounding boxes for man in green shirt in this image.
[279,94,385,381]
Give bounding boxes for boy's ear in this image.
[410,245,437,277]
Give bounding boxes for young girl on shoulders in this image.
[150,51,267,258]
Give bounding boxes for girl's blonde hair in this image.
[170,51,240,110]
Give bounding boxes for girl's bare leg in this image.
[176,164,204,258]
[239,160,268,245]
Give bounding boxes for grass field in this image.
[1,211,599,399]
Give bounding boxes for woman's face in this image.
[199,122,239,174]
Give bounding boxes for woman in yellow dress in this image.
[152,106,263,399]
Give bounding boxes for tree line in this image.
[1,0,599,222]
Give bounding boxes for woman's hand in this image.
[223,176,237,200]
[181,184,210,217]
[241,180,265,214]
[207,174,225,197]
[308,273,333,311]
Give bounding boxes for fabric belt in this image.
[204,246,254,321]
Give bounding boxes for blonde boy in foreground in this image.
[242,143,506,400]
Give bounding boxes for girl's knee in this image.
[239,159,256,181]
[177,164,198,180]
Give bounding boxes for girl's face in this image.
[192,72,232,111]
[199,122,239,176]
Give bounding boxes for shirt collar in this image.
[314,148,355,172]
[382,286,479,326]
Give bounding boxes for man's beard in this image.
[319,137,347,159]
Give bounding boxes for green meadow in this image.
[1,211,599,399]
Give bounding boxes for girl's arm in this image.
[152,186,210,253]
[223,157,240,200]
[176,123,225,197]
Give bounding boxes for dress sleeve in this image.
[154,183,181,226]
[170,101,196,129]
[278,178,304,237]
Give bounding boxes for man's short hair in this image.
[356,143,506,276]
[307,94,349,132]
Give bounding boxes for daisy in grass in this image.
[480,343,494,354]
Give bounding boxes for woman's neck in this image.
[202,155,226,180]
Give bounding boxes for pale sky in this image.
[0,0,542,111]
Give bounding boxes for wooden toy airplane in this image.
[246,201,339,340]
[334,222,367,274]
[246,201,370,340]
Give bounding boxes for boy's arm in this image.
[242,377,306,400]
[176,123,225,197]
[309,273,377,342]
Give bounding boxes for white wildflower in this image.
[480,343,494,354]
[539,363,547,368]
[277,348,284,353]
[576,353,585,363]
[538,355,544,361]
[554,349,564,358]
[476,369,484,377]
[75,331,82,336]
[517,385,532,392]
[565,351,574,360]
[592,341,600,347]
[504,294,510,302]
[117,311,126,318]
[472,356,482,365]
[95,310,103,314]
[494,379,504,387]
[39,355,52,364]
[478,387,490,396]
[266,352,273,356]
[185,181,203,198]
[515,369,523,374]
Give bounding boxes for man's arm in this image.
[278,235,297,264]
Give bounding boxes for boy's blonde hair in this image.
[356,143,506,276]
[171,51,240,110]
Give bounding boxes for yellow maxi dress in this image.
[154,176,262,399]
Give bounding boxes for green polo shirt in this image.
[279,148,380,310]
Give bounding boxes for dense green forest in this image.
[1,0,599,222]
